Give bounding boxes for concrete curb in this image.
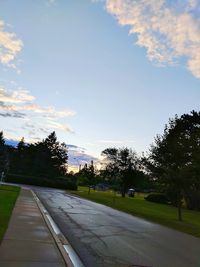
[31,190,85,267]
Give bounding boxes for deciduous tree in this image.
[102,147,138,197]
[146,111,200,220]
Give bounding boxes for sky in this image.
[0,0,200,169]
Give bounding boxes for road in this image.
[34,187,200,267]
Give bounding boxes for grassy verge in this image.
[0,184,20,241]
[70,186,200,238]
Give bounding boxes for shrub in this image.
[145,193,169,204]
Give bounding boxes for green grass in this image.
[70,186,200,238]
[0,184,20,241]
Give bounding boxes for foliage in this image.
[0,131,5,146]
[9,131,68,178]
[0,131,75,190]
[145,193,169,204]
[43,131,68,176]
[0,131,9,174]
[101,147,145,197]
[76,161,96,194]
[145,111,200,220]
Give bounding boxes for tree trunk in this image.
[113,190,116,204]
[88,186,90,195]
[121,185,126,198]
[178,199,182,221]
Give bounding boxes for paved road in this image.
[35,187,200,267]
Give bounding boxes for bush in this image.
[145,193,170,204]
[5,173,77,190]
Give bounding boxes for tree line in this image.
[0,131,77,189]
[76,152,150,197]
[1,110,200,219]
[75,110,200,220]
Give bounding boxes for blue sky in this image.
[0,0,200,169]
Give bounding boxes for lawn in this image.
[0,185,20,241]
[71,186,200,238]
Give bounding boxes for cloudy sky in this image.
[1,0,200,168]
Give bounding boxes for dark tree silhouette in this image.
[8,131,68,178]
[0,131,10,175]
[17,137,26,151]
[27,131,68,177]
[102,147,138,197]
[43,131,68,176]
[0,131,5,146]
[145,111,200,220]
[78,161,96,194]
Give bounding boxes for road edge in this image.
[31,190,85,267]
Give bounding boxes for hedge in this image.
[5,173,77,190]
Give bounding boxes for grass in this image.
[0,184,20,241]
[70,186,200,238]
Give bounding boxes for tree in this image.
[146,111,200,220]
[43,132,68,176]
[15,137,27,174]
[78,161,96,194]
[9,132,68,178]
[30,131,68,177]
[17,137,26,151]
[0,131,5,146]
[102,147,138,197]
[0,131,9,174]
[101,148,122,199]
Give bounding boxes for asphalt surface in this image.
[34,187,200,267]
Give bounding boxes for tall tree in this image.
[0,131,5,146]
[17,137,26,151]
[88,160,96,194]
[0,131,9,174]
[102,147,138,197]
[43,132,68,176]
[146,111,200,220]
[78,161,96,194]
[9,131,68,178]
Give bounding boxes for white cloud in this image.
[4,132,41,144]
[46,120,74,133]
[0,86,75,134]
[15,104,75,118]
[0,87,35,103]
[68,144,99,172]
[101,0,200,78]
[0,20,23,68]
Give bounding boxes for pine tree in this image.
[0,131,8,174]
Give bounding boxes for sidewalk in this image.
[0,188,67,267]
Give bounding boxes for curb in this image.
[31,190,85,267]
